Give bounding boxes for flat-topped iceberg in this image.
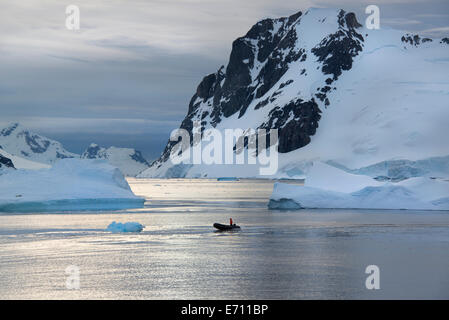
[0,159,144,212]
[269,162,449,210]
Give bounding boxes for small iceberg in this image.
[217,177,240,181]
[0,158,144,212]
[106,221,144,233]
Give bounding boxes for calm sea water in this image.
[0,179,448,299]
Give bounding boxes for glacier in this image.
[269,162,449,210]
[0,159,144,212]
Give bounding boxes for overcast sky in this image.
[1,0,448,159]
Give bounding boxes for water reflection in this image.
[0,179,448,299]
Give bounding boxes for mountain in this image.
[0,123,78,165]
[0,148,50,170]
[81,143,149,176]
[139,8,449,178]
[0,154,14,169]
[0,123,148,176]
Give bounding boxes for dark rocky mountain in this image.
[0,154,14,169]
[139,8,448,178]
[152,8,365,166]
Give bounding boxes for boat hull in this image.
[213,223,241,231]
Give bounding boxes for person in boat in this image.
[230,218,236,226]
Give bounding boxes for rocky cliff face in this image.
[0,154,14,169]
[140,8,449,178]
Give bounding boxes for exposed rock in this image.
[0,154,14,169]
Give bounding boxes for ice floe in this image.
[106,221,145,233]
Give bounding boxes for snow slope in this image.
[81,143,149,177]
[140,8,449,178]
[291,27,449,170]
[269,162,449,210]
[0,159,144,212]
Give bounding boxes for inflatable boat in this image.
[213,223,241,231]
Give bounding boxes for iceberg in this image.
[267,198,303,210]
[326,155,449,182]
[217,177,240,181]
[0,159,144,212]
[269,162,449,210]
[305,162,383,193]
[106,221,144,233]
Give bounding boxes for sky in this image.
[1,0,448,160]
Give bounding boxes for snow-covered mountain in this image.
[139,8,449,178]
[0,123,149,176]
[0,123,78,165]
[81,143,149,176]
